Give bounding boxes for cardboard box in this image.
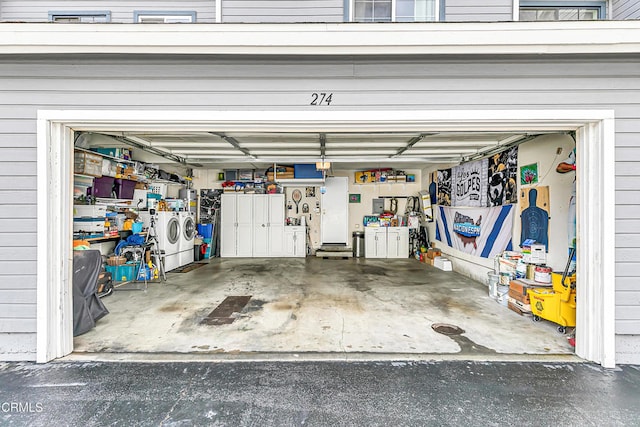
[267,171,294,180]
[508,288,531,305]
[355,171,376,183]
[530,244,546,264]
[522,239,547,264]
[508,300,531,316]
[426,248,442,259]
[508,297,532,312]
[509,279,545,303]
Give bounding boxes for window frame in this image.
[518,1,607,21]
[48,11,112,23]
[349,0,440,22]
[133,11,197,24]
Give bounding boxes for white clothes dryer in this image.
[178,210,196,266]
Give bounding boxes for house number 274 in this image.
[310,93,333,106]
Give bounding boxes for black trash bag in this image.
[73,250,109,336]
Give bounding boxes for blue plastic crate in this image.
[294,164,323,179]
[105,262,139,283]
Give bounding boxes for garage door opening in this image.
[36,110,615,367]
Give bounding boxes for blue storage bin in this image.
[294,164,323,179]
[197,224,213,239]
[105,262,138,282]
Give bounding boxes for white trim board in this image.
[3,21,640,55]
[36,109,616,367]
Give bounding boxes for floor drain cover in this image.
[431,323,465,335]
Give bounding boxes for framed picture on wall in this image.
[520,163,539,185]
[349,194,361,203]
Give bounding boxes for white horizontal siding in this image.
[0,54,638,359]
[222,0,343,23]
[0,275,36,290]
[613,0,640,20]
[615,335,640,364]
[0,1,216,23]
[445,0,512,22]
[0,333,36,361]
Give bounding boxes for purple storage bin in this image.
[114,178,136,199]
[92,176,115,198]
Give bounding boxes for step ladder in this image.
[138,213,167,288]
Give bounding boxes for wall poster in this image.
[437,168,452,206]
[452,158,488,207]
[487,146,518,206]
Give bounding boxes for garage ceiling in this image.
[89,131,538,170]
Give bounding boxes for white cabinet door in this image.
[398,227,409,258]
[294,228,306,257]
[236,194,254,257]
[284,228,296,257]
[284,226,305,257]
[252,195,270,257]
[387,227,409,259]
[365,227,386,258]
[220,194,237,257]
[221,193,253,258]
[268,194,285,257]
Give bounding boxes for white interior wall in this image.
[420,133,576,284]
[514,134,576,272]
[192,168,225,191]
[343,169,423,239]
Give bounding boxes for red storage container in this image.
[92,176,115,198]
[114,178,136,199]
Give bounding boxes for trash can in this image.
[352,231,365,257]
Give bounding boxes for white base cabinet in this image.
[220,193,254,257]
[284,226,306,257]
[221,193,302,258]
[386,227,410,258]
[365,227,409,259]
[364,227,387,259]
[252,194,285,257]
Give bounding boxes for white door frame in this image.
[36,109,616,367]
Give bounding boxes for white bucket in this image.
[487,272,499,299]
[496,283,509,306]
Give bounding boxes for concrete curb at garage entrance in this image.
[61,352,583,364]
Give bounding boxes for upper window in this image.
[49,11,111,23]
[353,0,437,22]
[134,11,197,23]
[519,2,606,21]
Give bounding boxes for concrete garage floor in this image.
[74,258,574,358]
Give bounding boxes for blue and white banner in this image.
[435,205,514,259]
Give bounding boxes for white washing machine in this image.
[178,210,196,266]
[139,211,181,272]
